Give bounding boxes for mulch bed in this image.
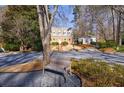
[0,59,43,72]
[99,48,116,54]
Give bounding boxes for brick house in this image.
[51,27,73,45]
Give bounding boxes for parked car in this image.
[0,48,5,52]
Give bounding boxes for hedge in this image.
[51,42,59,46]
[61,41,68,46]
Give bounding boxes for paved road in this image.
[0,50,124,67]
[0,52,41,67]
[51,50,124,65]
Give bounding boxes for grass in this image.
[71,58,124,87]
[0,59,43,72]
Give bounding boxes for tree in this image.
[0,6,6,48]
[37,5,58,74]
[73,6,90,37]
[1,6,42,51]
[73,6,101,41]
[72,5,124,45]
[111,6,124,45]
[110,6,116,41]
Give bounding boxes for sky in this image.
[53,5,74,28]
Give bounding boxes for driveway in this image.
[0,70,81,87]
[0,51,82,87]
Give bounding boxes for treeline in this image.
[73,5,124,46]
[1,5,124,51]
[0,6,42,51]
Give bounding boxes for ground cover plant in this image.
[71,58,124,87]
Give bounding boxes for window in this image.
[67,32,70,34]
[63,32,66,35]
[57,32,61,35]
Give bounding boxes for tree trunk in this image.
[111,7,116,41]
[37,5,58,74]
[42,34,50,65]
[116,12,122,45]
[37,5,47,74]
[20,41,24,51]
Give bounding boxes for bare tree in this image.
[37,5,58,74]
[110,6,116,41]
[112,6,124,45]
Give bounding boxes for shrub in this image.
[51,42,59,46]
[113,64,124,86]
[33,40,43,51]
[97,40,117,49]
[91,42,96,46]
[106,40,117,48]
[61,41,68,46]
[71,58,124,87]
[97,42,107,48]
[33,42,42,51]
[4,43,20,51]
[116,46,124,52]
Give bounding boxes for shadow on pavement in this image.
[0,70,43,87]
[0,52,41,67]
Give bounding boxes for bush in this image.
[116,46,124,52]
[4,43,20,51]
[32,39,43,51]
[113,64,124,86]
[91,42,96,45]
[71,58,124,87]
[106,40,117,48]
[33,41,43,51]
[61,41,68,46]
[51,42,59,46]
[97,40,117,49]
[97,42,107,48]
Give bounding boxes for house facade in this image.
[78,36,96,44]
[51,27,73,44]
